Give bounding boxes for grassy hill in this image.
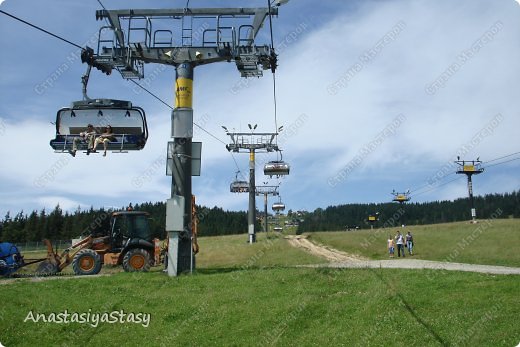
[1,221,519,346]
[308,218,520,267]
[196,232,324,269]
[1,268,519,346]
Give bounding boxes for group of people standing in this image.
[69,124,115,157]
[387,231,413,258]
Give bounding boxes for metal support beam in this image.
[467,174,476,222]
[81,4,282,273]
[248,150,256,243]
[167,63,194,276]
[455,159,484,223]
[224,130,281,243]
[264,193,268,234]
[97,7,277,20]
[255,186,279,236]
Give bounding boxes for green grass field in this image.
[309,218,520,267]
[1,268,518,346]
[1,221,519,346]
[196,232,325,269]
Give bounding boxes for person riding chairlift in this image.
[69,124,96,157]
[92,125,116,157]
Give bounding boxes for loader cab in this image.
[110,211,152,251]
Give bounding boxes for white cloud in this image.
[0,0,519,217]
[36,196,86,212]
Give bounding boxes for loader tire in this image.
[122,248,150,272]
[72,249,102,275]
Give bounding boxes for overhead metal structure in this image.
[81,4,281,275]
[50,57,149,154]
[224,126,281,243]
[455,159,484,223]
[392,190,411,203]
[92,7,278,78]
[391,189,410,226]
[367,212,379,230]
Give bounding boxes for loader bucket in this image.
[35,239,63,275]
[35,260,59,275]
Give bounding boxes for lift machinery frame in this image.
[225,129,280,243]
[85,5,280,275]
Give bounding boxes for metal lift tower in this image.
[89,5,280,275]
[391,190,410,226]
[367,212,379,230]
[256,185,279,235]
[224,127,280,243]
[455,159,484,223]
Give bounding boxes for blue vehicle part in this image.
[0,242,24,276]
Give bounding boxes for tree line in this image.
[1,191,518,243]
[296,191,520,233]
[0,202,256,243]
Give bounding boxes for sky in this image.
[0,0,519,218]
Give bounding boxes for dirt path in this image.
[285,235,520,275]
[285,235,368,262]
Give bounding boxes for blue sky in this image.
[0,0,519,218]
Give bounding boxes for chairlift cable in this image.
[481,156,520,169]
[409,152,519,197]
[481,151,520,165]
[96,0,107,10]
[96,0,112,27]
[412,175,464,198]
[128,79,243,173]
[409,171,456,194]
[127,79,172,110]
[410,151,520,194]
[272,74,279,147]
[128,79,222,143]
[0,9,83,50]
[1,5,244,171]
[267,0,279,147]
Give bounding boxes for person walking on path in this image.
[387,235,395,258]
[405,231,414,255]
[395,231,405,258]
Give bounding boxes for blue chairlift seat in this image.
[230,180,249,193]
[50,99,148,153]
